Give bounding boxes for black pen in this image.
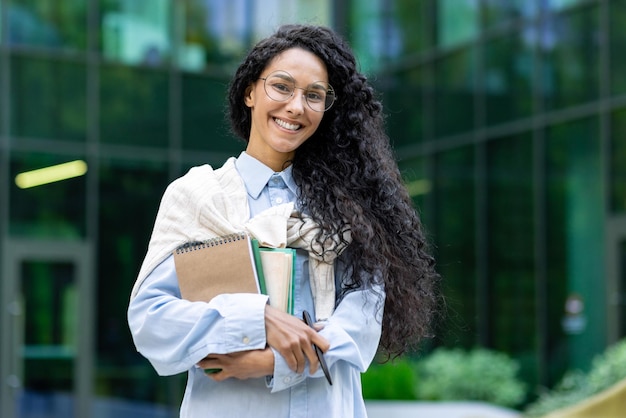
[302,310,332,385]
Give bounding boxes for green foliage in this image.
[362,358,418,400]
[524,339,626,417]
[416,347,526,408]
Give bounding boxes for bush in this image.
[416,347,526,408]
[362,358,418,400]
[524,339,626,417]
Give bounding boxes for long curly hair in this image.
[228,24,441,357]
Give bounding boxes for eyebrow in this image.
[266,72,328,89]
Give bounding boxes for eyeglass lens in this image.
[262,71,336,111]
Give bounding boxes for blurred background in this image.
[0,0,625,417]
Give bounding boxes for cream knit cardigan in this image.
[131,157,349,321]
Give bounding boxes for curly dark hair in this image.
[228,24,441,358]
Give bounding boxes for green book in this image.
[252,240,296,315]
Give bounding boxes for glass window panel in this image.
[181,73,243,154]
[391,0,430,56]
[487,133,537,385]
[100,65,169,147]
[178,0,331,72]
[610,108,626,213]
[250,0,331,40]
[484,30,534,126]
[350,0,427,70]
[8,0,87,49]
[0,3,3,44]
[437,0,479,48]
[433,146,477,348]
[398,156,433,229]
[540,5,599,111]
[9,152,86,238]
[610,1,626,96]
[543,0,584,12]
[382,67,425,149]
[21,261,76,392]
[349,0,387,72]
[96,157,184,403]
[483,0,538,26]
[100,0,171,67]
[546,117,603,379]
[433,47,477,137]
[10,56,87,141]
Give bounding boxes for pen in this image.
[302,310,333,385]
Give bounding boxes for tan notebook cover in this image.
[173,233,260,302]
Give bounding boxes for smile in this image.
[274,118,302,131]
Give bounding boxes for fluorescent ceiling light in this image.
[15,160,88,189]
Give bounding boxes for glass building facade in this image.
[0,0,624,416]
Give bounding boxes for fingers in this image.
[264,305,331,375]
[198,349,274,381]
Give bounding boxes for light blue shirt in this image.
[128,152,383,418]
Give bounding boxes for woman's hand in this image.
[197,348,274,381]
[264,304,330,374]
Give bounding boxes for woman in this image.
[128,24,440,417]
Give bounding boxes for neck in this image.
[245,149,293,172]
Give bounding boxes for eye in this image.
[306,90,325,103]
[270,82,293,95]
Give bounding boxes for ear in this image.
[244,85,254,108]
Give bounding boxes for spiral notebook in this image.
[173,232,260,302]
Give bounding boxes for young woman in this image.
[128,24,440,417]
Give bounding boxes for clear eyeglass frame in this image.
[259,70,336,112]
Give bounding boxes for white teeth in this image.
[274,118,301,131]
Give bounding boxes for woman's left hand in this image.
[197,348,274,381]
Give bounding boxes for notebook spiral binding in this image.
[175,232,247,254]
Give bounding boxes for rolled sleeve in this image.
[128,255,269,376]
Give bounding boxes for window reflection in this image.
[437,0,479,48]
[434,147,477,348]
[541,0,584,12]
[433,47,477,137]
[610,1,626,95]
[181,73,241,153]
[539,5,599,111]
[10,56,87,141]
[8,1,86,49]
[99,65,169,147]
[487,133,536,384]
[482,0,538,26]
[96,158,180,403]
[546,117,601,384]
[382,68,426,148]
[101,0,171,66]
[178,0,331,72]
[610,109,626,213]
[484,31,534,126]
[179,0,251,71]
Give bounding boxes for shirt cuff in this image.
[207,293,269,353]
[267,347,306,393]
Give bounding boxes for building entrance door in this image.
[608,216,626,342]
[1,239,94,418]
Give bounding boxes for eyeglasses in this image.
[259,70,336,112]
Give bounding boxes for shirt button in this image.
[242,336,250,344]
[275,197,283,204]
[284,377,291,383]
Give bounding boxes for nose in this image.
[285,88,307,114]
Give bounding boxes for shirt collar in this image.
[235,151,298,199]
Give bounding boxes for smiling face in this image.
[244,47,328,171]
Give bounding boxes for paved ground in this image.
[365,401,522,418]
